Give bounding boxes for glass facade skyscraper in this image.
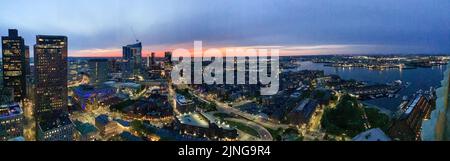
[122,42,142,79]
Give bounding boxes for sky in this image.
[1,0,450,57]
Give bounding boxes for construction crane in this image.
[130,26,139,43]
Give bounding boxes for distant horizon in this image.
[19,53,450,59]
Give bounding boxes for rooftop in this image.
[74,121,98,135]
[176,94,192,105]
[113,119,130,127]
[0,103,23,119]
[176,112,209,128]
[294,99,310,112]
[74,85,115,97]
[352,128,391,141]
[95,114,110,126]
[7,136,25,141]
[401,95,424,119]
[123,42,142,48]
[119,131,143,141]
[38,113,73,132]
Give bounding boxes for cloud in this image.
[1,0,450,57]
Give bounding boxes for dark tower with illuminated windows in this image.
[122,42,142,79]
[1,29,28,102]
[34,35,68,117]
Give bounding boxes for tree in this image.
[365,108,391,132]
[321,94,366,137]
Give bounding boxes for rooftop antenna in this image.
[130,26,139,43]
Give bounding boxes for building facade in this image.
[422,63,450,140]
[37,113,74,141]
[1,29,29,102]
[0,102,24,141]
[122,42,142,79]
[34,35,68,117]
[389,95,432,140]
[88,59,110,85]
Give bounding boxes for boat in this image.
[404,82,411,88]
[402,96,409,101]
[417,89,423,94]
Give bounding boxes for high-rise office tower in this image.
[1,29,29,102]
[147,55,150,68]
[122,42,142,79]
[88,59,109,85]
[146,52,156,68]
[164,51,172,64]
[151,52,156,65]
[25,46,30,76]
[34,35,68,117]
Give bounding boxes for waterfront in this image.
[295,61,446,111]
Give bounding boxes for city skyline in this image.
[1,0,450,58]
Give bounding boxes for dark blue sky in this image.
[1,0,449,56]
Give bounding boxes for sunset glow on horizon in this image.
[1,0,449,57]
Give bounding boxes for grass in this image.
[265,127,284,140]
[213,113,233,120]
[110,99,137,112]
[224,120,260,137]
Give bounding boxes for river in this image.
[292,61,446,112]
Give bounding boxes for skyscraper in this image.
[122,42,142,79]
[1,29,29,102]
[34,35,68,117]
[25,46,30,76]
[88,59,110,85]
[164,51,172,64]
[151,52,156,65]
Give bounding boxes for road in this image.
[22,99,36,141]
[190,90,290,130]
[225,118,273,141]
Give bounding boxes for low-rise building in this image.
[95,114,123,137]
[0,87,25,141]
[175,94,194,113]
[0,102,24,141]
[352,128,391,141]
[174,112,238,140]
[389,95,432,141]
[37,113,75,141]
[118,131,144,141]
[73,85,116,111]
[74,121,99,141]
[287,99,319,125]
